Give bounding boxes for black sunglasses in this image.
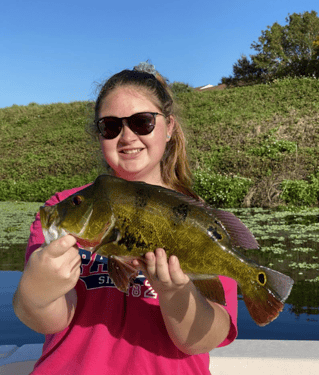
[96,112,166,140]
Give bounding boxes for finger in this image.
[168,256,189,286]
[70,251,82,273]
[144,252,156,279]
[44,235,78,258]
[70,259,82,281]
[154,248,170,283]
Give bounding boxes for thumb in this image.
[41,235,78,258]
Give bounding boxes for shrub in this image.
[170,82,193,96]
[248,130,297,159]
[0,172,97,202]
[280,174,319,206]
[193,170,252,208]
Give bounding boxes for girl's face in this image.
[98,86,174,186]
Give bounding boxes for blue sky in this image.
[1,0,318,108]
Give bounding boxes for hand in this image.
[21,235,81,308]
[134,248,190,296]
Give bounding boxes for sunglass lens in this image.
[130,113,155,135]
[98,118,122,139]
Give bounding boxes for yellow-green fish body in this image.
[40,175,293,326]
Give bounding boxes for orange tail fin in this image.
[243,290,284,326]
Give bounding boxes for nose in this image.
[120,121,138,141]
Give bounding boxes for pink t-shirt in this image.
[26,186,238,375]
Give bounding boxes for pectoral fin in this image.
[108,255,141,293]
[189,275,226,305]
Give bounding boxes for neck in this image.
[114,170,167,188]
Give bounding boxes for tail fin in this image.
[261,265,294,303]
[242,266,294,326]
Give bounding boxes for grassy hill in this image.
[1,77,319,207]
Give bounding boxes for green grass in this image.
[1,77,319,207]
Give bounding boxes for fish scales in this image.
[106,179,254,281]
[40,174,294,326]
[105,181,234,272]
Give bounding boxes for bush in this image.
[0,172,97,202]
[193,170,252,208]
[170,82,193,96]
[248,129,297,159]
[280,174,319,206]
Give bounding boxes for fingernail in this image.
[170,255,176,264]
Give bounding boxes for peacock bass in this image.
[40,174,294,326]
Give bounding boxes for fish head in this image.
[40,204,68,244]
[40,180,114,250]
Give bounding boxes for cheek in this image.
[149,124,168,144]
[145,132,167,154]
[99,138,118,159]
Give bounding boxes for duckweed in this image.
[260,246,287,255]
[289,262,319,270]
[291,247,316,253]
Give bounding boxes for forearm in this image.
[13,287,77,334]
[158,282,230,355]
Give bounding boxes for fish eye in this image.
[72,195,83,206]
[257,272,266,285]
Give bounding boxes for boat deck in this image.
[0,340,318,374]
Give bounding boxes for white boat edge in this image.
[0,340,318,374]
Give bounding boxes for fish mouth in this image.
[42,223,98,250]
[42,223,68,245]
[40,205,69,245]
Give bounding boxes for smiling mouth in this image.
[120,148,143,154]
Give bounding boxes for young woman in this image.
[13,63,237,374]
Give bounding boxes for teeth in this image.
[121,149,142,154]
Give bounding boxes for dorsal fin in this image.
[211,209,260,250]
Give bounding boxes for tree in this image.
[314,35,319,58]
[221,10,319,85]
[251,10,319,78]
[221,55,266,86]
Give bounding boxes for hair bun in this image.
[133,61,157,76]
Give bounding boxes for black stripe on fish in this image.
[172,203,189,223]
[117,229,148,252]
[135,188,151,208]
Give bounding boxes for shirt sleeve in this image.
[217,276,238,347]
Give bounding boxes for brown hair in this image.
[87,63,199,199]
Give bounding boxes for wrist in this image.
[157,280,197,316]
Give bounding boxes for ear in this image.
[166,115,175,141]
